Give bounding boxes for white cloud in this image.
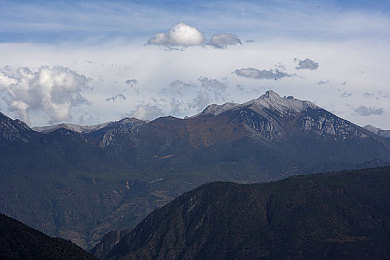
[208,33,242,49]
[0,66,89,123]
[147,23,205,48]
[147,23,243,49]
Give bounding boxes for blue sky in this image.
[0,0,390,128]
[2,0,389,43]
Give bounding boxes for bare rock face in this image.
[300,112,369,139]
[0,112,33,142]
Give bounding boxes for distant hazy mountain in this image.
[32,117,145,134]
[0,213,95,260]
[364,125,390,140]
[1,91,390,249]
[100,167,390,260]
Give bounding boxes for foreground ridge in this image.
[100,167,390,259]
[0,213,96,259]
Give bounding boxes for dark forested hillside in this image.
[0,213,96,260]
[103,167,390,259]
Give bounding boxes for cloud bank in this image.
[355,106,384,116]
[234,68,292,80]
[295,58,319,70]
[0,66,89,123]
[208,33,242,48]
[166,80,194,95]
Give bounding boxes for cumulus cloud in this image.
[234,67,292,80]
[294,58,319,70]
[128,104,164,121]
[355,106,384,116]
[0,66,89,123]
[208,33,242,49]
[147,23,242,49]
[106,93,126,102]
[147,23,205,48]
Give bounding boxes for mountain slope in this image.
[32,117,145,134]
[364,125,390,140]
[1,90,390,249]
[103,167,390,260]
[0,213,96,260]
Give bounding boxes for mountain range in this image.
[96,166,390,259]
[1,90,390,249]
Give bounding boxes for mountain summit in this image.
[200,90,317,116]
[246,90,318,113]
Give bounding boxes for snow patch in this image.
[198,90,319,116]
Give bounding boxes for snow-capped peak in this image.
[198,90,319,117]
[245,90,318,114]
[200,102,240,116]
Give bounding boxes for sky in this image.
[0,0,390,129]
